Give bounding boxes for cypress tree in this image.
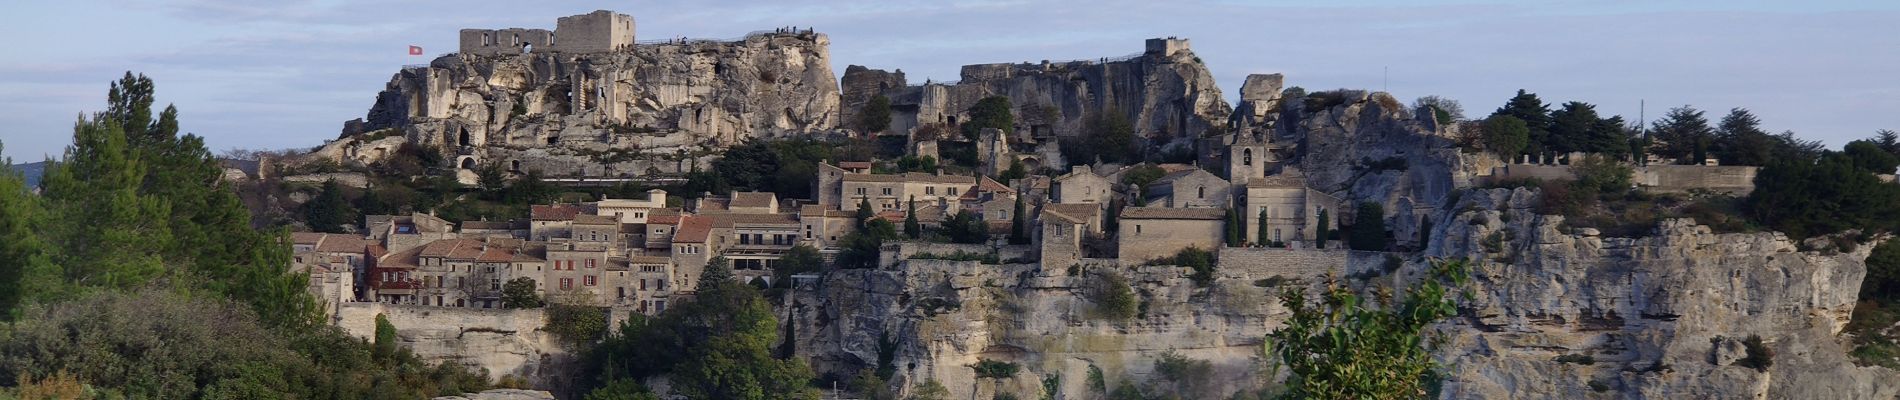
[1009,195,1029,245]
[1349,202,1388,251]
[1314,209,1330,249]
[903,195,920,239]
[1257,207,1271,246]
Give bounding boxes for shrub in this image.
[1087,271,1139,320]
[1739,335,1774,372]
[971,359,1020,379]
[1554,354,1595,365]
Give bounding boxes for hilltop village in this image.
[194,9,1898,400]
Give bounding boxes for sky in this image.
[1,0,1896,162]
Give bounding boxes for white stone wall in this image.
[334,303,565,383]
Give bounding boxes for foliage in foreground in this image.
[582,261,818,400]
[0,290,489,399]
[1268,258,1471,399]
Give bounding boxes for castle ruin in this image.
[457,10,636,55]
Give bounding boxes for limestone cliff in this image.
[337,31,839,177]
[840,39,1231,142]
[1279,90,1481,247]
[1426,188,1900,399]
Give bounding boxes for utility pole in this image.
[1639,99,1647,165]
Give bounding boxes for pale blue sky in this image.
[2,0,1896,161]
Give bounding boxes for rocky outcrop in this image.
[338,30,839,177]
[1282,90,1477,246]
[334,303,572,389]
[1426,188,1900,399]
[840,39,1231,142]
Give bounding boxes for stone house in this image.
[840,171,977,213]
[1038,208,1087,268]
[1042,202,1105,236]
[1143,168,1231,208]
[1116,207,1227,261]
[1052,166,1112,205]
[1241,171,1341,246]
[596,189,668,223]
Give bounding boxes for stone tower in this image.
[1227,132,1269,186]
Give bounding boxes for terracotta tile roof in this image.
[366,244,388,259]
[1245,169,1308,188]
[673,216,713,243]
[1043,203,1101,221]
[799,204,852,218]
[460,220,513,231]
[839,161,873,170]
[978,176,1013,193]
[626,256,671,265]
[1120,207,1226,220]
[648,214,682,225]
[531,204,583,221]
[1041,209,1084,224]
[315,235,374,253]
[477,244,517,262]
[291,232,324,246]
[418,239,486,260]
[378,245,423,268]
[729,192,777,209]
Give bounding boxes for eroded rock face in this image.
[1282,90,1477,246]
[840,42,1231,142]
[789,259,1295,400]
[1427,188,1900,399]
[340,31,839,177]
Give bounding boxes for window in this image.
[640,279,648,291]
[659,280,667,291]
[585,275,597,286]
[1136,225,1143,234]
[741,235,751,245]
[1198,186,1205,199]
[1242,149,1254,166]
[655,300,666,313]
[882,188,893,196]
[490,279,500,290]
[856,188,866,195]
[586,259,596,269]
[560,278,573,290]
[926,187,936,195]
[948,188,959,196]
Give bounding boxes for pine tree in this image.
[1224,208,1243,247]
[857,95,892,135]
[903,196,921,239]
[1493,90,1552,156]
[1649,106,1715,164]
[0,141,56,319]
[39,116,171,291]
[856,198,875,230]
[305,180,359,233]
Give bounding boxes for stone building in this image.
[1052,166,1112,205]
[1143,168,1231,208]
[840,171,977,213]
[458,10,634,56]
[1116,207,1227,261]
[1242,171,1341,246]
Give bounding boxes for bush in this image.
[1153,247,1217,287]
[1349,202,1388,251]
[1739,335,1774,372]
[1553,354,1595,365]
[971,359,1020,379]
[1087,271,1139,320]
[547,302,608,346]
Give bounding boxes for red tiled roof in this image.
[418,239,486,260]
[291,232,324,246]
[978,176,1013,193]
[1120,207,1226,220]
[573,214,618,225]
[839,161,873,170]
[673,216,713,243]
[315,235,374,253]
[531,204,582,221]
[648,214,682,225]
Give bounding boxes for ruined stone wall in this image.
[334,303,568,385]
[554,10,635,53]
[1640,164,1758,194]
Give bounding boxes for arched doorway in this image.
[458,128,471,147]
[460,157,476,170]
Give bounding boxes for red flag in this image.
[408,45,423,56]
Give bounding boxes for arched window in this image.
[1242,149,1254,166]
[1198,186,1205,199]
[458,128,470,147]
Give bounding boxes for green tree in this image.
[856,198,876,229]
[1713,108,1777,166]
[1493,90,1552,156]
[774,245,825,284]
[904,196,921,239]
[1845,140,1900,174]
[1746,149,1900,239]
[1120,164,1166,189]
[1349,202,1388,251]
[1088,113,1139,164]
[998,159,1027,183]
[1571,154,1633,197]
[585,265,819,400]
[713,141,782,192]
[585,379,661,400]
[836,219,897,270]
[1172,247,1217,287]
[305,179,359,233]
[1864,239,1900,302]
[1153,351,1215,398]
[1549,101,1628,157]
[1650,106,1716,164]
[1087,271,1138,320]
[962,96,1015,141]
[1269,259,1471,399]
[1258,207,1272,246]
[907,380,951,400]
[1225,207,1244,247]
[1413,95,1463,125]
[942,210,987,244]
[1009,195,1030,245]
[0,141,54,320]
[501,277,545,308]
[858,95,893,135]
[38,115,170,292]
[1314,209,1331,249]
[374,313,398,361]
[1480,115,1531,160]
